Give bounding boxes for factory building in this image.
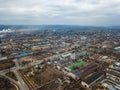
[106,67,120,83]
[61,53,71,60]
[81,72,103,88]
[68,62,100,79]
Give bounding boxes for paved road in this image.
[0,68,30,90]
[1,74,22,90]
[0,49,75,90]
[13,70,29,90]
[0,69,9,74]
[0,68,29,90]
[19,50,75,70]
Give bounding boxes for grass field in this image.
[68,61,86,70]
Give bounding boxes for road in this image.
[13,70,29,90]
[19,49,75,70]
[0,49,75,90]
[0,68,29,90]
[1,74,22,90]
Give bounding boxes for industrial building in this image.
[81,72,103,88]
[106,66,120,83]
[69,62,100,78]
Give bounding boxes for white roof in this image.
[115,62,120,66]
[61,53,71,58]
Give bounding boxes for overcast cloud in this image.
[0,0,120,26]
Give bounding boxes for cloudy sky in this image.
[0,0,120,26]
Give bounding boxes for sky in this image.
[0,0,120,26]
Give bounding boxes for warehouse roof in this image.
[61,53,71,58]
[83,72,103,85]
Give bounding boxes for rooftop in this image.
[83,72,103,85]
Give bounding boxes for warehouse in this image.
[81,72,103,88]
[106,68,120,82]
[68,62,99,79]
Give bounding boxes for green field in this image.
[68,61,86,70]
